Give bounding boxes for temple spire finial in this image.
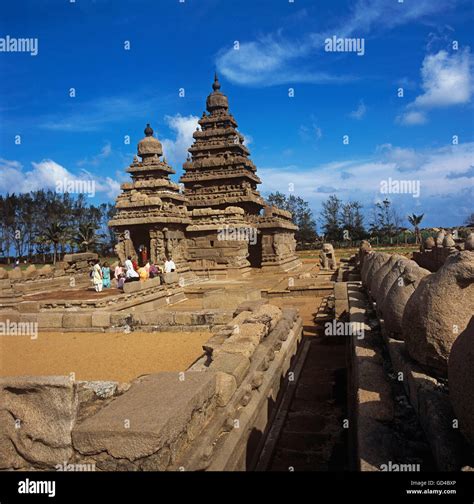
[212,72,221,92]
[144,123,154,137]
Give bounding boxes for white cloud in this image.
[161,114,199,166]
[216,38,349,86]
[396,110,427,125]
[349,100,367,119]
[375,144,425,171]
[0,158,120,199]
[258,142,474,226]
[241,132,253,146]
[216,0,458,86]
[398,48,472,125]
[413,49,472,108]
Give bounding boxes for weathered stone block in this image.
[19,313,38,324]
[217,340,257,359]
[272,318,292,341]
[72,372,217,463]
[0,313,19,324]
[0,376,77,469]
[91,312,111,328]
[215,372,237,407]
[133,311,170,326]
[234,322,267,345]
[62,313,92,328]
[37,265,54,277]
[203,332,229,355]
[123,281,144,294]
[63,252,98,263]
[174,312,193,325]
[250,304,282,331]
[163,272,179,284]
[110,313,132,326]
[8,268,23,281]
[0,278,11,290]
[209,352,250,386]
[17,301,40,313]
[37,312,64,328]
[234,299,268,315]
[203,289,261,310]
[23,265,37,279]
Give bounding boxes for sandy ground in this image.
[0,331,210,382]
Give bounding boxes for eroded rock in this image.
[448,316,474,447]
[371,254,404,304]
[377,257,409,310]
[403,251,474,376]
[383,261,431,338]
[0,376,77,469]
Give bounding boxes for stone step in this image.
[294,382,335,402]
[285,411,328,432]
[277,431,328,452]
[271,447,329,471]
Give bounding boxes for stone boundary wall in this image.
[0,300,302,471]
[0,306,233,332]
[344,282,473,471]
[2,252,98,285]
[7,278,185,315]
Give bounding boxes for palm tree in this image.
[408,213,424,244]
[74,223,102,252]
[43,222,68,264]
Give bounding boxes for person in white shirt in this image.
[164,257,176,273]
[92,260,103,292]
[124,256,139,281]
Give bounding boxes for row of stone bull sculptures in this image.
[358,241,474,447]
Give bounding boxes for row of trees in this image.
[268,192,433,246]
[0,191,116,263]
[1,189,470,263]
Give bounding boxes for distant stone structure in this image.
[413,229,470,272]
[319,243,336,270]
[110,75,300,276]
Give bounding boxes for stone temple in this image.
[110,74,300,276]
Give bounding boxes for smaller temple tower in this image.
[109,124,190,270]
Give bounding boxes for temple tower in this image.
[109,124,190,270]
[181,75,300,274]
[180,73,266,214]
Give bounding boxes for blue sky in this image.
[0,0,473,228]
